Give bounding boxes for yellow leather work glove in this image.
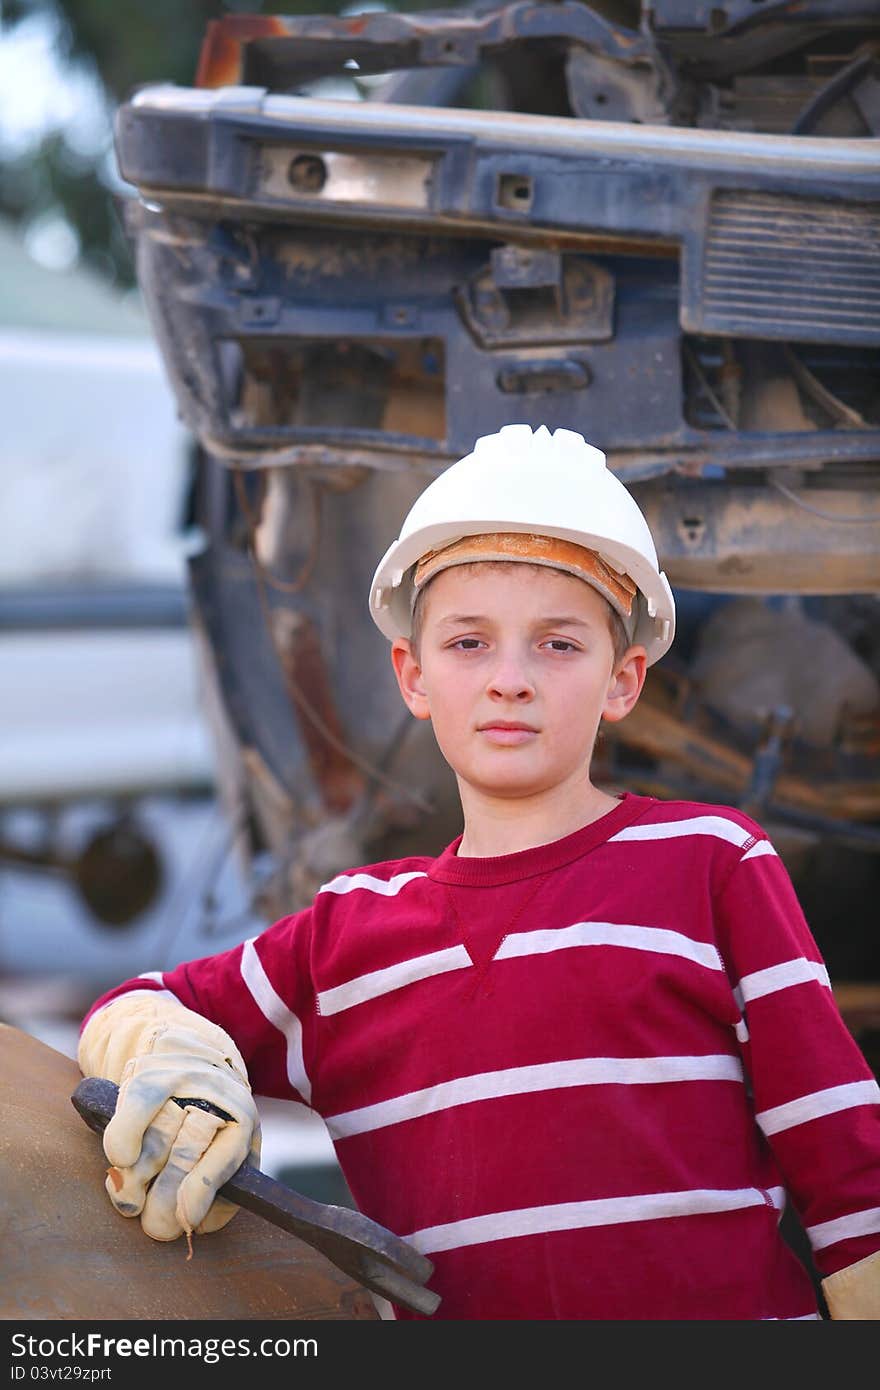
[78,993,260,1243]
[822,1250,880,1319]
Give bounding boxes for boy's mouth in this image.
[477,720,539,745]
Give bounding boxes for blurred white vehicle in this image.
[0,220,219,943]
[0,329,214,803]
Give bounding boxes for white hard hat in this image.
[369,423,675,665]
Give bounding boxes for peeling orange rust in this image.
[279,613,366,814]
[195,16,290,89]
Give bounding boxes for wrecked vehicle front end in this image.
[112,2,880,1004]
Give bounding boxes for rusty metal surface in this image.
[71,1077,440,1317]
[194,3,653,92]
[601,664,880,824]
[114,77,880,475]
[195,15,290,90]
[633,478,880,594]
[0,1025,378,1320]
[117,196,880,477]
[190,4,879,101]
[269,609,367,816]
[109,3,880,932]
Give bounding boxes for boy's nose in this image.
[486,652,535,701]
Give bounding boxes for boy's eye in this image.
[544,639,577,652]
[452,638,484,650]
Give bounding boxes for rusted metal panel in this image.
[114,82,880,476]
[111,3,880,922]
[602,665,880,823]
[195,16,291,90]
[193,3,654,93]
[633,478,880,594]
[0,1024,378,1320]
[270,609,366,816]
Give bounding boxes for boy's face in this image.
[391,562,646,806]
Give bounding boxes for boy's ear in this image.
[390,638,432,721]
[602,645,647,724]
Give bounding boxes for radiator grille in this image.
[695,191,880,345]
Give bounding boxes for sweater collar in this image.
[428,791,655,887]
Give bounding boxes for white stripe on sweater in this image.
[764,1313,821,1320]
[740,840,778,863]
[757,1079,880,1137]
[405,1184,786,1255]
[494,921,721,971]
[326,1053,744,1139]
[807,1204,880,1252]
[240,937,311,1104]
[609,816,754,849]
[318,945,472,1016]
[732,958,831,1012]
[318,869,427,897]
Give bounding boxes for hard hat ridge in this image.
[369,424,675,665]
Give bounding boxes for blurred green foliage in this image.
[1,0,454,285]
[13,0,351,103]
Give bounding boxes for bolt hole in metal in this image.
[679,515,706,546]
[288,153,328,194]
[497,173,534,212]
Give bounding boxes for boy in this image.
[78,424,880,1319]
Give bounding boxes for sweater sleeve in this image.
[714,833,880,1280]
[79,907,320,1110]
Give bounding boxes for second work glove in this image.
[78,993,261,1243]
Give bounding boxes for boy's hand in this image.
[103,1023,261,1240]
[822,1250,880,1319]
[78,995,261,1243]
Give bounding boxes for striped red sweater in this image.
[84,793,880,1319]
